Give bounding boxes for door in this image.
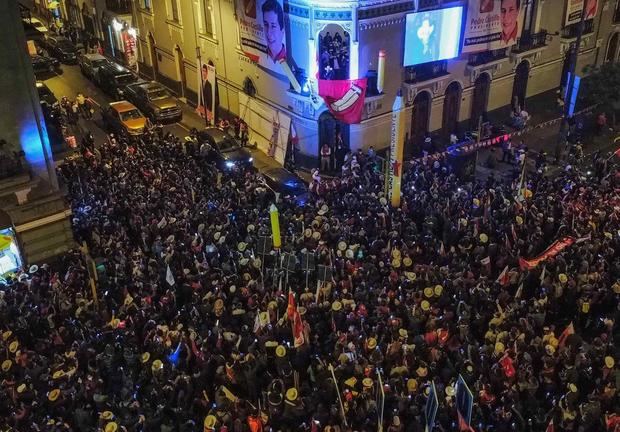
[318,111,349,169]
[410,91,431,154]
[148,32,158,80]
[174,45,186,97]
[512,61,529,111]
[471,73,490,129]
[442,81,462,137]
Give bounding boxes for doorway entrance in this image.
[471,73,490,129]
[442,81,462,137]
[409,91,431,155]
[318,111,349,172]
[148,32,158,80]
[512,61,529,111]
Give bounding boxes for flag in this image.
[545,418,554,432]
[318,78,368,124]
[439,241,446,257]
[499,354,515,378]
[166,265,175,286]
[614,147,620,157]
[425,381,439,432]
[505,233,512,251]
[287,291,296,320]
[292,310,305,347]
[539,264,546,283]
[511,223,518,242]
[455,375,474,431]
[558,322,574,348]
[515,282,523,300]
[473,219,479,238]
[496,265,509,286]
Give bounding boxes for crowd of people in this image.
[319,31,350,81]
[1,123,619,432]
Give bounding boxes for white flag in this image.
[166,265,175,286]
[539,264,546,282]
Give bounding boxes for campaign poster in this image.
[197,63,217,125]
[238,0,288,73]
[565,0,598,25]
[462,0,525,53]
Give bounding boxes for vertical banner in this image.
[462,0,524,53]
[565,0,598,25]
[121,31,137,70]
[425,381,439,432]
[389,91,406,208]
[455,375,474,431]
[197,63,217,125]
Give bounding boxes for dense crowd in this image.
[1,125,619,432]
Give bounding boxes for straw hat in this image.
[338,241,347,251]
[312,231,321,241]
[367,337,377,350]
[363,378,373,389]
[434,285,443,297]
[391,258,401,268]
[105,422,118,432]
[479,233,488,244]
[52,370,65,380]
[473,198,480,207]
[407,378,418,392]
[17,383,26,394]
[123,295,133,306]
[276,345,287,358]
[404,271,416,281]
[151,359,163,372]
[317,205,329,216]
[424,287,434,298]
[605,356,615,368]
[568,383,578,393]
[285,388,298,401]
[421,300,431,311]
[332,301,342,311]
[1,360,11,372]
[398,328,408,339]
[29,265,39,274]
[558,274,568,284]
[344,377,357,388]
[9,341,18,353]
[141,352,151,364]
[304,228,312,238]
[204,415,217,430]
[494,342,505,355]
[48,389,60,402]
[2,330,12,341]
[515,216,524,225]
[238,242,248,252]
[416,366,428,377]
[445,385,456,396]
[100,411,114,420]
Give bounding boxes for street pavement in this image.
[41,63,284,175]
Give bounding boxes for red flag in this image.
[458,412,476,432]
[614,147,620,157]
[545,418,554,432]
[287,291,296,320]
[496,265,509,286]
[292,311,305,347]
[558,322,574,348]
[499,354,516,378]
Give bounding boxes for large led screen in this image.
[403,7,463,67]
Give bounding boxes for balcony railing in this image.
[561,20,594,39]
[405,60,448,84]
[512,30,548,53]
[468,49,508,66]
[105,0,132,14]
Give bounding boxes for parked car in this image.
[261,167,309,206]
[122,80,182,123]
[196,128,253,170]
[97,62,137,99]
[23,17,48,34]
[36,81,58,107]
[101,101,147,137]
[31,54,61,76]
[79,53,109,82]
[44,36,79,64]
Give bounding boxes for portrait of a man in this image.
[500,0,520,44]
[261,0,286,63]
[198,64,218,123]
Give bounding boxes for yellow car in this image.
[101,101,147,136]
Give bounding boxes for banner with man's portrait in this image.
[564,0,598,25]
[238,0,288,74]
[462,0,525,53]
[197,63,217,125]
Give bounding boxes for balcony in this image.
[561,20,594,39]
[512,30,548,53]
[404,60,449,84]
[105,0,132,14]
[468,49,508,66]
[418,0,440,9]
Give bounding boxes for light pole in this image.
[556,7,587,162]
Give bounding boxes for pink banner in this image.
[318,78,367,124]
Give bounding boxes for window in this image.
[170,0,180,22]
[615,0,620,23]
[203,0,214,36]
[142,0,151,10]
[521,0,536,38]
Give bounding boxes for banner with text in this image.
[238,0,288,74]
[565,0,598,25]
[462,0,525,53]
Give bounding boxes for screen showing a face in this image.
[403,6,463,67]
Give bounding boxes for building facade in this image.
[130,0,620,167]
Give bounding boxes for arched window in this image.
[442,81,462,137]
[606,33,619,63]
[471,73,491,128]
